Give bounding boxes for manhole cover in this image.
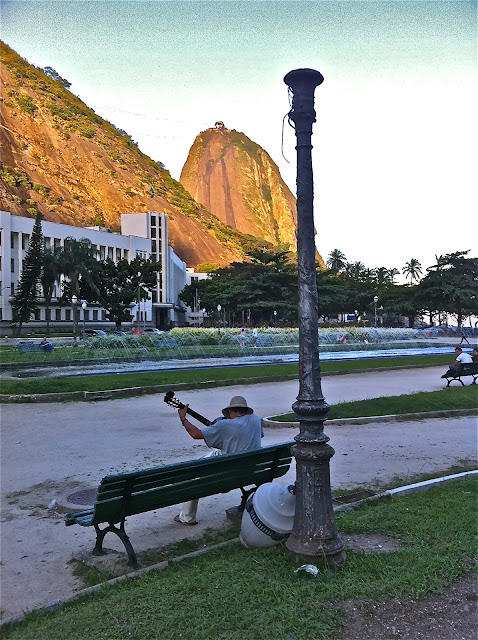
[66,488,97,505]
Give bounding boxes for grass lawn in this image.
[0,354,453,396]
[1,478,475,640]
[270,386,478,422]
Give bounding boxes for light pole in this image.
[81,301,87,337]
[137,272,141,333]
[71,295,78,339]
[284,68,345,565]
[374,296,378,327]
[217,304,222,333]
[273,310,277,324]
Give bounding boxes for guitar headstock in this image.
[164,391,182,409]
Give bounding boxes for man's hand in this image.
[178,405,188,421]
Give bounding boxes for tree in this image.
[41,66,71,89]
[11,213,44,332]
[95,256,161,329]
[180,250,298,324]
[56,237,101,332]
[40,249,60,336]
[326,249,346,272]
[402,258,422,284]
[417,251,478,326]
[387,268,400,284]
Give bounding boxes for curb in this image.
[263,408,478,428]
[1,471,476,628]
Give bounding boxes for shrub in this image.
[78,126,96,139]
[16,94,37,115]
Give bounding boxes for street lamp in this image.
[284,68,345,565]
[217,304,222,333]
[71,295,78,339]
[273,310,277,324]
[81,301,87,337]
[374,296,379,327]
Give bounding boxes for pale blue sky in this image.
[1,0,477,273]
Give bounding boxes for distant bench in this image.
[238,335,273,347]
[442,362,478,387]
[65,442,294,568]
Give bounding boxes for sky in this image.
[1,0,477,277]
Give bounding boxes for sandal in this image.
[174,514,198,525]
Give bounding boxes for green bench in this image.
[65,441,294,568]
[153,338,178,348]
[15,341,43,353]
[443,362,478,386]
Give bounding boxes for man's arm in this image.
[178,405,204,440]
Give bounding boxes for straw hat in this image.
[222,396,253,418]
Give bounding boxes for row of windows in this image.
[7,233,131,262]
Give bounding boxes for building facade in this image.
[0,210,188,334]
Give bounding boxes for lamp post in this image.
[217,304,222,333]
[81,301,87,338]
[284,68,345,565]
[374,295,378,327]
[137,272,141,333]
[71,295,78,339]
[273,310,277,324]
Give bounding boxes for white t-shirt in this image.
[457,352,473,364]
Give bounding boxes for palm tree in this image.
[326,249,346,272]
[387,267,400,284]
[402,258,422,284]
[40,249,60,336]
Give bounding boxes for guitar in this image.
[164,391,212,426]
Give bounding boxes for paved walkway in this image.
[0,365,477,619]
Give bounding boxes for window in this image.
[152,290,157,303]
[151,241,157,254]
[100,246,106,260]
[115,248,122,261]
[92,309,98,321]
[108,247,114,259]
[45,309,51,321]
[65,309,71,321]
[56,309,62,321]
[10,233,15,248]
[150,217,156,227]
[11,282,14,295]
[34,309,40,320]
[11,258,14,272]
[54,238,61,251]
[84,310,90,321]
[45,238,51,250]
[22,234,30,250]
[151,227,156,238]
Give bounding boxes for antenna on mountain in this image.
[214,121,225,130]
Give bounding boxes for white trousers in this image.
[177,448,220,524]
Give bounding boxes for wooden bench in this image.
[65,441,294,568]
[442,362,478,386]
[15,342,43,353]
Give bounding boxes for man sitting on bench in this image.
[441,346,473,378]
[175,395,262,525]
[39,337,53,353]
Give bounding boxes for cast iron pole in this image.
[284,68,345,564]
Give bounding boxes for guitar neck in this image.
[177,402,211,426]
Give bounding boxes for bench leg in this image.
[93,522,138,569]
[239,487,257,512]
[446,377,464,387]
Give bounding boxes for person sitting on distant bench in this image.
[472,348,478,363]
[441,346,472,378]
[39,337,53,353]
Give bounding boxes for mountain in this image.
[180,124,299,253]
[0,43,275,268]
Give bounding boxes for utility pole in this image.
[284,68,345,565]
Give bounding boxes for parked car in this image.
[142,328,163,334]
[107,330,127,336]
[81,329,107,338]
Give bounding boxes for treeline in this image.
[180,248,478,328]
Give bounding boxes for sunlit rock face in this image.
[180,126,299,253]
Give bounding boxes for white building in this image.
[0,210,188,334]
[184,267,210,326]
